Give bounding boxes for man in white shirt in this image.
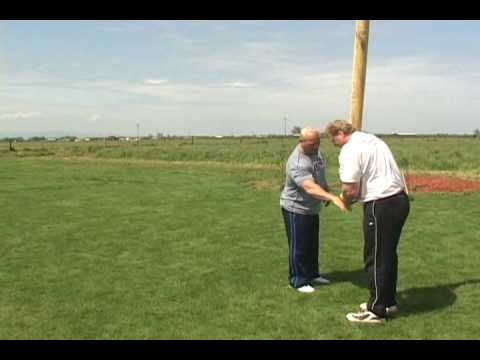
[280,127,348,293]
[326,120,410,324]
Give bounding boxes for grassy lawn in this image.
[1,157,480,339]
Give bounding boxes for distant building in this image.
[394,132,417,136]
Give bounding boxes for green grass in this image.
[3,135,480,176]
[1,157,480,339]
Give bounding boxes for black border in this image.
[0,339,477,356]
[3,1,479,20]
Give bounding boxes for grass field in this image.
[1,137,480,339]
[3,135,480,175]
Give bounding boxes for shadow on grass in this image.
[396,279,480,318]
[323,269,368,289]
[323,269,480,317]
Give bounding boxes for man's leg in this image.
[363,194,410,317]
[389,193,410,304]
[309,214,320,279]
[282,208,315,288]
[369,199,396,316]
[363,201,386,316]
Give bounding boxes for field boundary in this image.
[32,155,280,171]
[24,156,480,181]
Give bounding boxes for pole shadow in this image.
[323,269,480,317]
[395,279,480,318]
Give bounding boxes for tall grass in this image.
[2,135,480,175]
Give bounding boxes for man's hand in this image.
[339,193,352,211]
[302,180,349,212]
[340,182,360,210]
[332,195,350,212]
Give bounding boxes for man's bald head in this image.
[299,127,321,155]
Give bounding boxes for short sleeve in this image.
[339,147,362,183]
[288,161,313,187]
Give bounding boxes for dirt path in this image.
[405,174,480,193]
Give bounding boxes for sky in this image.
[1,20,480,137]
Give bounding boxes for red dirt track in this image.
[405,175,480,193]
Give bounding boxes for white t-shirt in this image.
[339,131,405,202]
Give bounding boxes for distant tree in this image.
[474,129,480,138]
[29,136,46,142]
[59,136,76,142]
[291,126,301,135]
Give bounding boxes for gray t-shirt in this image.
[280,144,328,215]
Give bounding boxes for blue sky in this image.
[1,20,480,137]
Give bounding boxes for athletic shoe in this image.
[346,311,386,324]
[359,302,400,317]
[290,285,315,293]
[311,276,331,285]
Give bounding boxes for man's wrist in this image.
[340,192,355,205]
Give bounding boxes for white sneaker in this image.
[346,310,386,324]
[295,285,315,293]
[359,302,400,316]
[312,276,331,285]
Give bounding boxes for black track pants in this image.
[363,192,410,317]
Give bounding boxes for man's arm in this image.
[340,182,360,208]
[302,179,349,212]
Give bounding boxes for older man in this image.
[325,119,410,323]
[280,127,348,293]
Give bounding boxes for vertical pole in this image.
[351,20,370,131]
[136,123,140,146]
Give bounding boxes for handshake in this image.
[325,192,354,212]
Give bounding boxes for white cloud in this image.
[366,56,479,98]
[88,114,101,123]
[2,46,480,135]
[143,79,168,85]
[125,83,260,104]
[0,112,42,120]
[228,82,257,88]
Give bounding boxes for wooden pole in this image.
[351,20,370,131]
